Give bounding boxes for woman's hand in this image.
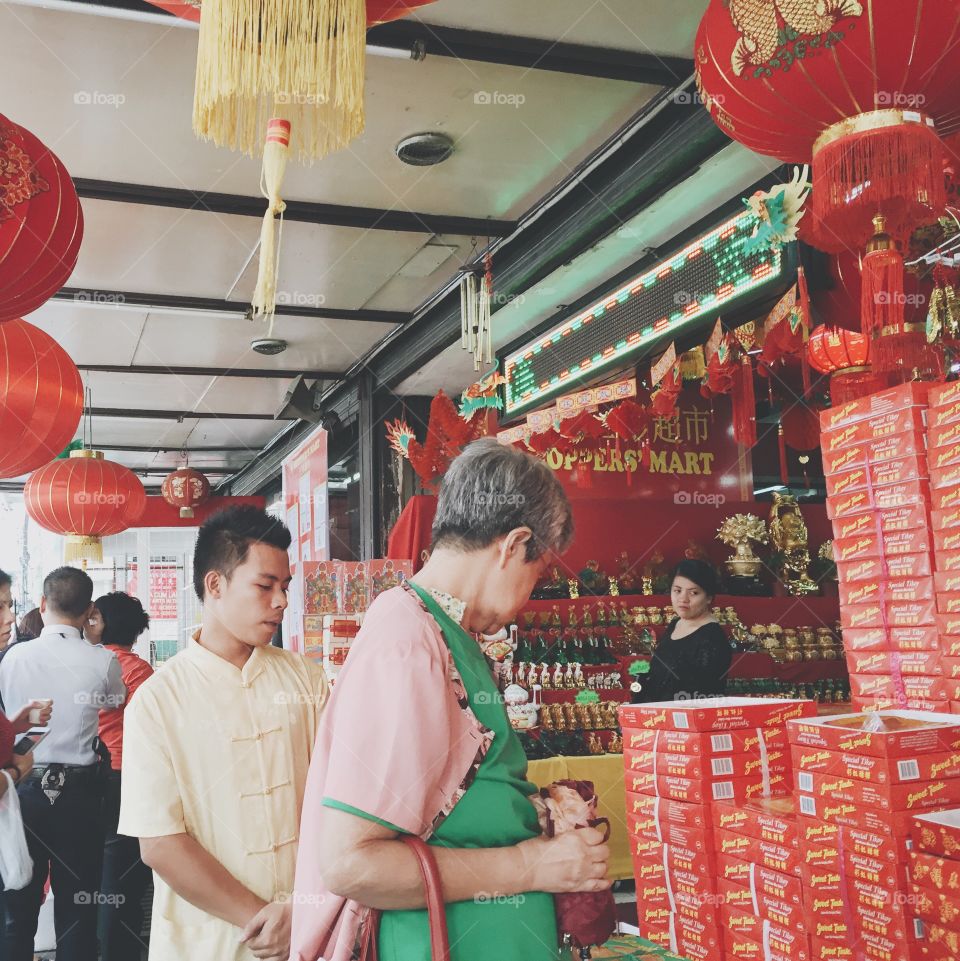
[517,826,611,894]
[10,700,53,733]
[6,750,34,784]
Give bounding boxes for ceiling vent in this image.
[395,132,455,167]
[251,337,288,356]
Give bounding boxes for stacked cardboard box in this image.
[788,711,960,961]
[911,808,960,959]
[926,382,960,715]
[620,698,814,959]
[821,383,942,711]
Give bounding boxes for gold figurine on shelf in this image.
[608,732,623,754]
[717,513,768,577]
[769,492,819,596]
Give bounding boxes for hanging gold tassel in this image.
[252,118,291,322]
[192,0,367,162]
[65,535,103,565]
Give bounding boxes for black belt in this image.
[25,763,99,789]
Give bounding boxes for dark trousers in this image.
[2,778,103,961]
[98,772,149,961]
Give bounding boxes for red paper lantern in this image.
[24,450,147,563]
[161,467,211,518]
[0,115,83,322]
[694,1,960,248]
[807,324,887,405]
[0,318,83,479]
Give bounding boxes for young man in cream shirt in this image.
[119,506,328,961]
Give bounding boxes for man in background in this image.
[0,566,126,961]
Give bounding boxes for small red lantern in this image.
[807,325,887,406]
[0,318,84,479]
[161,467,211,519]
[24,450,147,563]
[694,1,960,249]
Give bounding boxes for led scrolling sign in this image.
[503,210,785,416]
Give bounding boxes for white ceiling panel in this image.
[133,312,394,371]
[23,300,147,364]
[0,5,656,218]
[176,419,285,451]
[412,0,704,58]
[87,416,200,449]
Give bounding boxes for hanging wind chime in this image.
[460,252,493,372]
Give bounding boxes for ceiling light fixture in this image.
[251,338,288,356]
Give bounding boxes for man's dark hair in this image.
[0,569,10,590]
[193,506,292,600]
[43,566,94,618]
[95,592,150,647]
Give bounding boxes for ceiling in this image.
[1,0,753,490]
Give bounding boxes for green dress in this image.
[378,584,558,961]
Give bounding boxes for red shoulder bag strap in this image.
[358,835,451,961]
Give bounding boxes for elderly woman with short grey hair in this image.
[290,439,610,961]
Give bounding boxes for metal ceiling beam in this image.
[53,288,408,325]
[93,445,257,453]
[91,407,289,421]
[74,179,516,237]
[367,21,692,85]
[78,364,343,380]
[226,91,734,496]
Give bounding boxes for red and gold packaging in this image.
[885,552,935,579]
[920,922,960,961]
[929,416,960,451]
[722,908,812,961]
[936,571,960,594]
[934,504,960,531]
[871,454,928,487]
[791,745,960,784]
[716,828,802,876]
[788,711,960,757]
[935,527,960,554]
[820,383,930,433]
[882,525,934,556]
[833,533,882,563]
[825,465,868,498]
[845,650,943,677]
[626,770,789,804]
[624,740,790,780]
[910,849,960,895]
[626,790,712,833]
[832,502,929,540]
[929,381,960,411]
[838,579,884,608]
[928,395,960,429]
[624,724,789,756]
[913,809,960,860]
[712,796,798,848]
[809,935,855,958]
[841,603,884,629]
[936,549,960,572]
[908,883,960,932]
[835,557,884,586]
[928,439,960,471]
[842,626,939,653]
[822,442,869,475]
[886,599,937,626]
[849,672,948,703]
[933,484,960,511]
[937,614,960,641]
[796,768,960,814]
[939,593,960,614]
[619,697,814,733]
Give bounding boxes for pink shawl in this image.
[290,586,493,961]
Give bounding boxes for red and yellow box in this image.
[626,811,714,852]
[882,525,935,556]
[928,416,960,451]
[809,934,854,957]
[937,613,960,640]
[920,922,960,961]
[624,735,790,779]
[928,394,960,429]
[913,809,960,859]
[871,454,929,488]
[933,484,960,511]
[887,552,935,579]
[716,827,801,876]
[791,745,960,784]
[833,533,882,563]
[928,439,960,471]
[845,649,943,677]
[716,850,753,885]
[908,883,960,932]
[935,527,960,553]
[841,603,884,629]
[625,770,789,804]
[618,697,814,733]
[826,465,869,498]
[796,768,960,814]
[832,502,929,540]
[713,796,798,848]
[820,383,931,433]
[886,599,937,626]
[722,907,812,961]
[823,442,870,476]
[788,710,960,757]
[936,549,960,572]
[663,839,718,878]
[624,724,789,756]
[935,571,960,594]
[910,849,960,894]
[840,577,936,609]
[839,579,884,608]
[842,625,939,653]
[836,556,885,585]
[933,505,960,531]
[938,593,960,615]
[929,381,960,410]
[850,673,948,703]
[626,790,712,833]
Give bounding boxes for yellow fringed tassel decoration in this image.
[65,535,103,565]
[252,118,291,322]
[192,0,366,162]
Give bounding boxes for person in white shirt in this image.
[0,566,126,961]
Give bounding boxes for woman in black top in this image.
[634,559,733,703]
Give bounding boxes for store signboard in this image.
[503,209,786,416]
[281,426,329,654]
